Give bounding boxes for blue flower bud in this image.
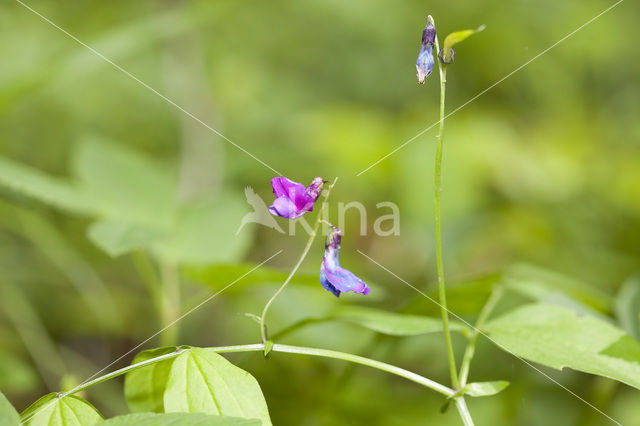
[416,16,436,84]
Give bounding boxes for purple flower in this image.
[320,225,370,297]
[269,176,324,219]
[416,16,436,84]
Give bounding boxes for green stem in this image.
[430,16,473,425]
[458,286,504,386]
[272,344,453,396]
[160,261,181,346]
[432,24,457,389]
[59,343,454,399]
[58,344,262,399]
[454,397,475,426]
[259,177,338,343]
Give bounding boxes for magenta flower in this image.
[269,176,324,219]
[320,225,370,297]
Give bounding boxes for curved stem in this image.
[59,343,453,398]
[59,344,263,399]
[458,286,504,386]
[259,177,337,343]
[272,343,453,396]
[432,25,458,389]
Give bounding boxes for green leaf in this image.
[441,381,509,413]
[484,303,640,389]
[613,274,640,340]
[503,264,612,313]
[20,393,102,426]
[0,157,92,214]
[599,335,640,364]
[153,194,250,265]
[186,263,319,289]
[0,391,19,426]
[164,348,271,425]
[328,305,470,336]
[98,413,261,425]
[72,136,176,228]
[124,347,178,413]
[456,381,510,397]
[88,220,165,257]
[441,25,485,62]
[263,340,274,357]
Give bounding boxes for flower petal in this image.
[269,176,322,219]
[320,264,341,297]
[416,44,434,84]
[271,177,306,199]
[322,259,370,296]
[269,196,298,219]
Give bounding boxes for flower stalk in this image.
[431,16,458,390]
[259,177,338,343]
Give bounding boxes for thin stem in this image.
[271,344,453,396]
[432,22,457,389]
[160,261,181,346]
[259,177,338,343]
[459,286,504,386]
[430,17,474,425]
[454,397,475,426]
[59,343,453,399]
[59,344,263,399]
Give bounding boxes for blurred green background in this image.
[1,0,639,424]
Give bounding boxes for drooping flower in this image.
[320,225,370,297]
[269,176,324,219]
[416,16,436,84]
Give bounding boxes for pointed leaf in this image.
[441,25,485,62]
[164,348,271,425]
[0,391,19,426]
[98,413,261,425]
[484,303,640,389]
[458,381,509,397]
[20,393,102,426]
[124,347,178,413]
[328,305,470,336]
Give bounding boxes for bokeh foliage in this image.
[1,0,639,424]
